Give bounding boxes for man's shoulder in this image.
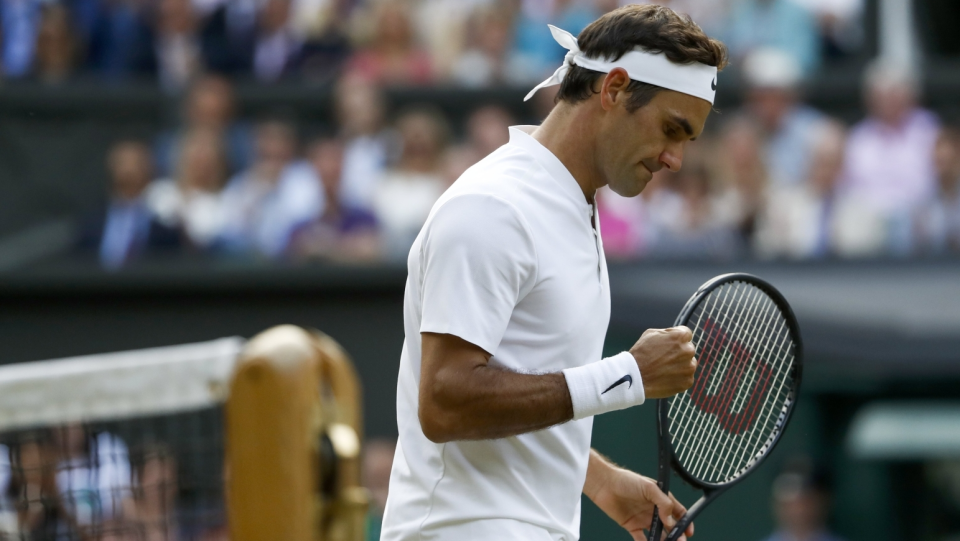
[421,190,538,268]
[449,144,549,206]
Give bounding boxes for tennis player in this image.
[382,5,727,541]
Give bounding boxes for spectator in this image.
[722,0,820,74]
[32,3,82,84]
[443,104,515,182]
[347,0,433,86]
[792,0,863,60]
[597,185,649,259]
[334,72,397,210]
[156,75,254,177]
[552,0,599,40]
[454,105,516,163]
[133,445,180,541]
[152,0,204,91]
[291,137,380,262]
[761,457,845,541]
[85,0,154,80]
[79,140,181,270]
[754,120,846,259]
[218,116,323,258]
[251,0,301,82]
[510,0,562,79]
[913,127,960,255]
[296,0,355,83]
[413,0,488,78]
[194,0,258,76]
[649,0,733,35]
[372,106,450,259]
[0,443,13,537]
[12,434,73,538]
[147,127,229,249]
[465,104,513,157]
[712,116,770,252]
[52,425,136,534]
[742,47,830,188]
[508,0,599,72]
[1,0,43,79]
[644,146,741,259]
[837,60,940,256]
[363,438,396,541]
[451,4,539,88]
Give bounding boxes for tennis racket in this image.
[647,273,803,541]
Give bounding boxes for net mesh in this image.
[667,280,798,485]
[0,338,243,541]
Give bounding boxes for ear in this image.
[599,68,632,112]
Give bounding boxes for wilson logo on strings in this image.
[689,318,773,435]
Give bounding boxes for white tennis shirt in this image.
[381,126,611,541]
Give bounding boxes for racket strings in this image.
[703,293,793,477]
[676,283,770,477]
[667,281,798,484]
[691,289,795,481]
[693,292,793,480]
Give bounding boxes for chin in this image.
[609,180,646,198]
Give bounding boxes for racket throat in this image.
[664,488,726,541]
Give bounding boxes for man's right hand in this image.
[630,326,697,399]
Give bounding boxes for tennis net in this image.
[0,337,244,541]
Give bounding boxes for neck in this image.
[532,102,601,203]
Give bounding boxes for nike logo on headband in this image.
[602,374,633,394]
[711,78,717,91]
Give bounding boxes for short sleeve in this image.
[419,194,538,355]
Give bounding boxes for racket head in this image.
[659,273,803,491]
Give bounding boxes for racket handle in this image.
[648,508,663,541]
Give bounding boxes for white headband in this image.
[524,25,718,105]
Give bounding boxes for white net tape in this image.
[0,338,245,540]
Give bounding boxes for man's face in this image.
[596,85,712,198]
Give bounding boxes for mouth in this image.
[639,161,654,178]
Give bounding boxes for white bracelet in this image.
[562,352,645,420]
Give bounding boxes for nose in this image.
[659,142,684,172]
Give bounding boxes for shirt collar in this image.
[508,126,592,211]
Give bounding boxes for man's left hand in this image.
[584,451,693,541]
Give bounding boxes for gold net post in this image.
[312,331,369,541]
[226,325,320,541]
[226,325,369,541]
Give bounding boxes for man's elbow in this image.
[419,406,458,443]
[418,391,461,443]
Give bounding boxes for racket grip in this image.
[648,508,663,541]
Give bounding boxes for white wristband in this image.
[562,352,645,420]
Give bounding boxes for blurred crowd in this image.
[1,0,862,89]
[46,0,960,268]
[81,71,518,268]
[86,53,960,269]
[0,424,399,541]
[0,425,225,541]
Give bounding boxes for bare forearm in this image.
[422,364,573,441]
[584,449,616,501]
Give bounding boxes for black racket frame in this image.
[648,273,804,541]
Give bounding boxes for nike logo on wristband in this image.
[601,374,633,395]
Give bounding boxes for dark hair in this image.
[556,4,728,112]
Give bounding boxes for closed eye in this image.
[668,115,697,141]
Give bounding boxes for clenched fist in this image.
[630,326,697,399]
